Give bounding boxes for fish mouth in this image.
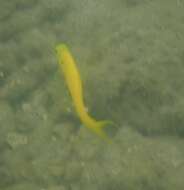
[55,43,68,53]
[55,43,69,65]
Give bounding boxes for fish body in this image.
[55,44,111,142]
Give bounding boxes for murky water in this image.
[0,0,184,189]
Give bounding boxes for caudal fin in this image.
[93,120,113,143]
[98,120,114,128]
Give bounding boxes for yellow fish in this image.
[55,43,112,142]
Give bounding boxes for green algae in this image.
[0,0,184,189]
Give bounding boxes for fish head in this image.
[55,43,71,65]
[56,43,68,53]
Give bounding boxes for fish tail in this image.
[92,120,113,143]
[98,120,114,128]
